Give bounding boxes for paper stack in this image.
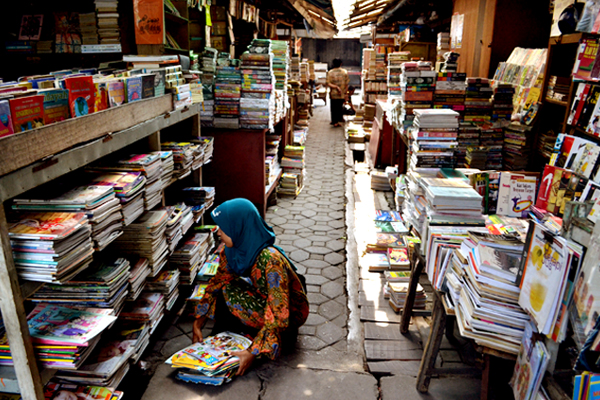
[370,170,392,191]
[409,109,459,169]
[480,126,504,169]
[465,146,488,169]
[182,187,215,222]
[399,61,437,131]
[95,0,121,45]
[387,51,410,99]
[28,258,130,313]
[146,269,180,311]
[79,13,99,45]
[116,154,163,211]
[434,72,466,120]
[421,177,485,226]
[120,291,165,335]
[492,83,515,122]
[12,185,122,251]
[166,332,253,386]
[161,141,194,180]
[456,123,480,167]
[193,137,214,164]
[240,39,274,130]
[127,257,151,300]
[503,123,532,171]
[88,171,145,226]
[112,210,169,277]
[170,233,211,285]
[8,212,94,283]
[464,77,493,125]
[214,65,241,129]
[401,169,436,236]
[387,282,426,313]
[278,145,305,196]
[155,150,175,189]
[200,99,214,127]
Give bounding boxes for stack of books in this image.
[127,258,151,300]
[160,204,184,252]
[492,83,515,122]
[12,185,122,252]
[79,13,98,45]
[88,171,144,226]
[200,99,214,127]
[434,72,466,119]
[346,122,366,143]
[370,170,392,191]
[120,291,165,335]
[182,187,215,222]
[197,251,220,281]
[112,210,169,277]
[44,382,119,399]
[240,39,274,130]
[154,150,174,189]
[165,332,253,386]
[270,40,289,93]
[278,145,305,196]
[409,109,459,169]
[194,137,214,164]
[387,282,426,313]
[266,134,281,158]
[465,146,488,169]
[503,123,532,170]
[387,51,410,99]
[464,77,493,125]
[189,142,205,171]
[170,232,212,285]
[456,123,480,167]
[115,154,162,211]
[8,212,94,283]
[480,126,504,169]
[95,0,120,46]
[401,169,434,236]
[398,61,437,131]
[214,65,241,129]
[509,321,550,400]
[161,142,194,180]
[28,257,130,313]
[422,177,484,226]
[146,269,180,311]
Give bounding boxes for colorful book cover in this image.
[63,76,95,117]
[141,74,155,99]
[572,142,600,179]
[94,81,110,112]
[28,305,117,345]
[387,248,409,267]
[123,76,142,103]
[574,38,600,81]
[374,221,408,234]
[43,382,113,400]
[535,165,558,211]
[9,95,45,132]
[8,212,88,240]
[374,210,403,222]
[0,100,14,138]
[119,292,163,319]
[41,89,69,124]
[375,233,406,248]
[107,79,125,107]
[507,175,538,218]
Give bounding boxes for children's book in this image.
[9,95,45,132]
[28,305,117,345]
[107,79,125,107]
[374,210,403,222]
[375,233,406,248]
[387,248,410,269]
[0,100,14,138]
[41,89,69,124]
[94,81,110,112]
[43,381,113,400]
[365,253,390,272]
[374,220,408,234]
[64,76,95,117]
[123,76,142,103]
[509,321,550,400]
[8,212,88,240]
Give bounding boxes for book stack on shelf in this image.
[480,126,504,169]
[265,155,281,188]
[128,258,151,300]
[95,0,121,46]
[182,186,215,222]
[547,75,571,103]
[270,40,289,98]
[240,39,275,130]
[434,72,466,119]
[465,146,488,169]
[398,61,437,134]
[170,232,212,285]
[436,32,450,67]
[214,64,241,129]
[45,382,122,400]
[492,83,515,122]
[464,77,493,125]
[112,210,169,277]
[401,169,435,236]
[300,61,309,83]
[409,109,459,170]
[440,52,460,73]
[146,269,180,311]
[87,171,145,226]
[120,291,165,336]
[28,257,131,314]
[422,176,485,226]
[503,123,532,170]
[197,246,221,281]
[155,151,175,189]
[290,55,300,81]
[346,122,366,143]
[79,13,99,46]
[278,145,305,197]
[370,170,392,191]
[8,212,94,284]
[161,203,192,252]
[12,184,123,252]
[161,142,194,180]
[536,130,558,160]
[456,123,480,167]
[387,282,426,313]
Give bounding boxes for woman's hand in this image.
[231,349,255,376]
[192,316,207,343]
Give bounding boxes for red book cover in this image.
[64,76,95,117]
[574,38,599,81]
[9,95,45,132]
[536,165,556,211]
[573,83,591,127]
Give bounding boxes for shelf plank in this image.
[0,95,173,178]
[544,97,568,107]
[549,33,583,46]
[0,104,201,202]
[164,11,189,24]
[265,169,283,198]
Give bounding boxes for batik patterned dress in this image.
[195,247,309,359]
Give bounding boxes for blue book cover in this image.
[124,76,142,103]
[41,89,70,124]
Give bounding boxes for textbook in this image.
[41,89,69,124]
[9,94,45,132]
[64,76,96,117]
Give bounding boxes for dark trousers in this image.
[330,98,344,124]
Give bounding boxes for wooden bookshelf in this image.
[0,99,201,399]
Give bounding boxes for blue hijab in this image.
[211,198,296,276]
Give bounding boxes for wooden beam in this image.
[0,95,173,177]
[0,205,44,399]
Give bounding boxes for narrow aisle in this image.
[265,100,349,352]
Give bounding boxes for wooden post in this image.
[147,130,161,152]
[400,247,424,334]
[191,111,201,139]
[416,291,447,393]
[480,354,491,400]
[0,205,44,399]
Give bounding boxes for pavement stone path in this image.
[264,102,349,352]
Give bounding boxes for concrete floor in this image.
[133,98,485,400]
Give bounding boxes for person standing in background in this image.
[326,58,349,127]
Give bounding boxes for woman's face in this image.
[217,228,234,248]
